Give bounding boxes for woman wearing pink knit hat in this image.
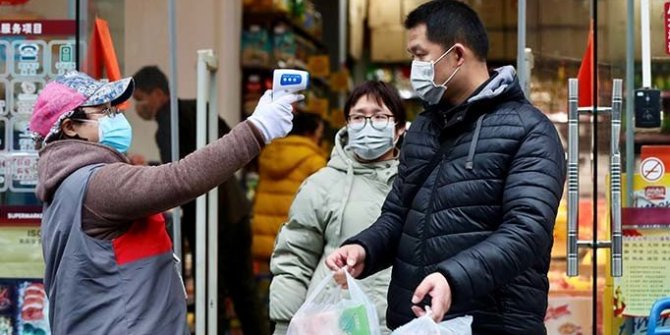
[30,70,302,335]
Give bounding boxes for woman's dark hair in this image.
[343,81,406,130]
[42,108,90,145]
[289,112,323,136]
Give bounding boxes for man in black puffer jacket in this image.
[326,1,565,334]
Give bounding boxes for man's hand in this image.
[325,244,366,283]
[411,272,452,323]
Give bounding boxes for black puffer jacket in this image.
[346,66,566,334]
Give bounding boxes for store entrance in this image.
[525,0,670,334]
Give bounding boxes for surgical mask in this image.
[347,122,396,161]
[82,114,133,153]
[99,114,132,153]
[410,45,462,105]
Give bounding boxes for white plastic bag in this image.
[390,307,472,335]
[287,270,381,335]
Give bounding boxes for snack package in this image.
[241,25,272,66]
[0,315,11,335]
[340,303,372,335]
[391,307,472,335]
[287,271,380,335]
[0,284,12,314]
[273,25,297,64]
[16,282,49,335]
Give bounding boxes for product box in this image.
[469,0,505,29]
[349,0,367,60]
[349,0,367,22]
[401,0,429,18]
[339,304,371,335]
[371,25,409,63]
[241,25,272,67]
[349,19,364,60]
[368,0,402,28]
[537,0,589,27]
[273,25,297,64]
[488,31,506,61]
[0,279,50,335]
[503,0,517,28]
[538,29,589,59]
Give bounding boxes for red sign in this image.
[646,186,667,200]
[0,20,75,36]
[0,0,30,5]
[0,206,42,226]
[666,2,670,55]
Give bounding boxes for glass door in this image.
[522,0,670,334]
[523,0,621,334]
[602,1,670,334]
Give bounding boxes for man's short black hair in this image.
[344,81,407,130]
[133,66,170,95]
[289,112,323,136]
[405,0,489,61]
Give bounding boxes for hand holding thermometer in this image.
[272,69,309,101]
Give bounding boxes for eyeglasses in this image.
[85,105,118,117]
[69,105,119,123]
[347,114,395,130]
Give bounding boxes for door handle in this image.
[610,79,623,277]
[565,78,624,278]
[567,78,580,277]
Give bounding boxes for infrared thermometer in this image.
[272,69,309,101]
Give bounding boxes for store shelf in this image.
[242,64,330,89]
[243,11,327,51]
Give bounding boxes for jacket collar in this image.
[422,66,525,130]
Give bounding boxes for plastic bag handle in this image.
[344,270,367,302]
[301,271,337,307]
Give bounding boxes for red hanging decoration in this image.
[0,0,30,6]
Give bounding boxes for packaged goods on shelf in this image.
[273,24,297,65]
[243,0,291,13]
[242,25,272,67]
[243,74,272,117]
[0,280,49,335]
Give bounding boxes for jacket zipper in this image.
[422,154,446,277]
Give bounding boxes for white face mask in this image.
[410,45,462,105]
[347,122,396,161]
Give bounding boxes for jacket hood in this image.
[328,127,399,237]
[468,65,521,104]
[36,140,128,202]
[259,135,323,179]
[425,66,524,118]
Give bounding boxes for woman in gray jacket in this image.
[269,81,407,334]
[30,71,301,335]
